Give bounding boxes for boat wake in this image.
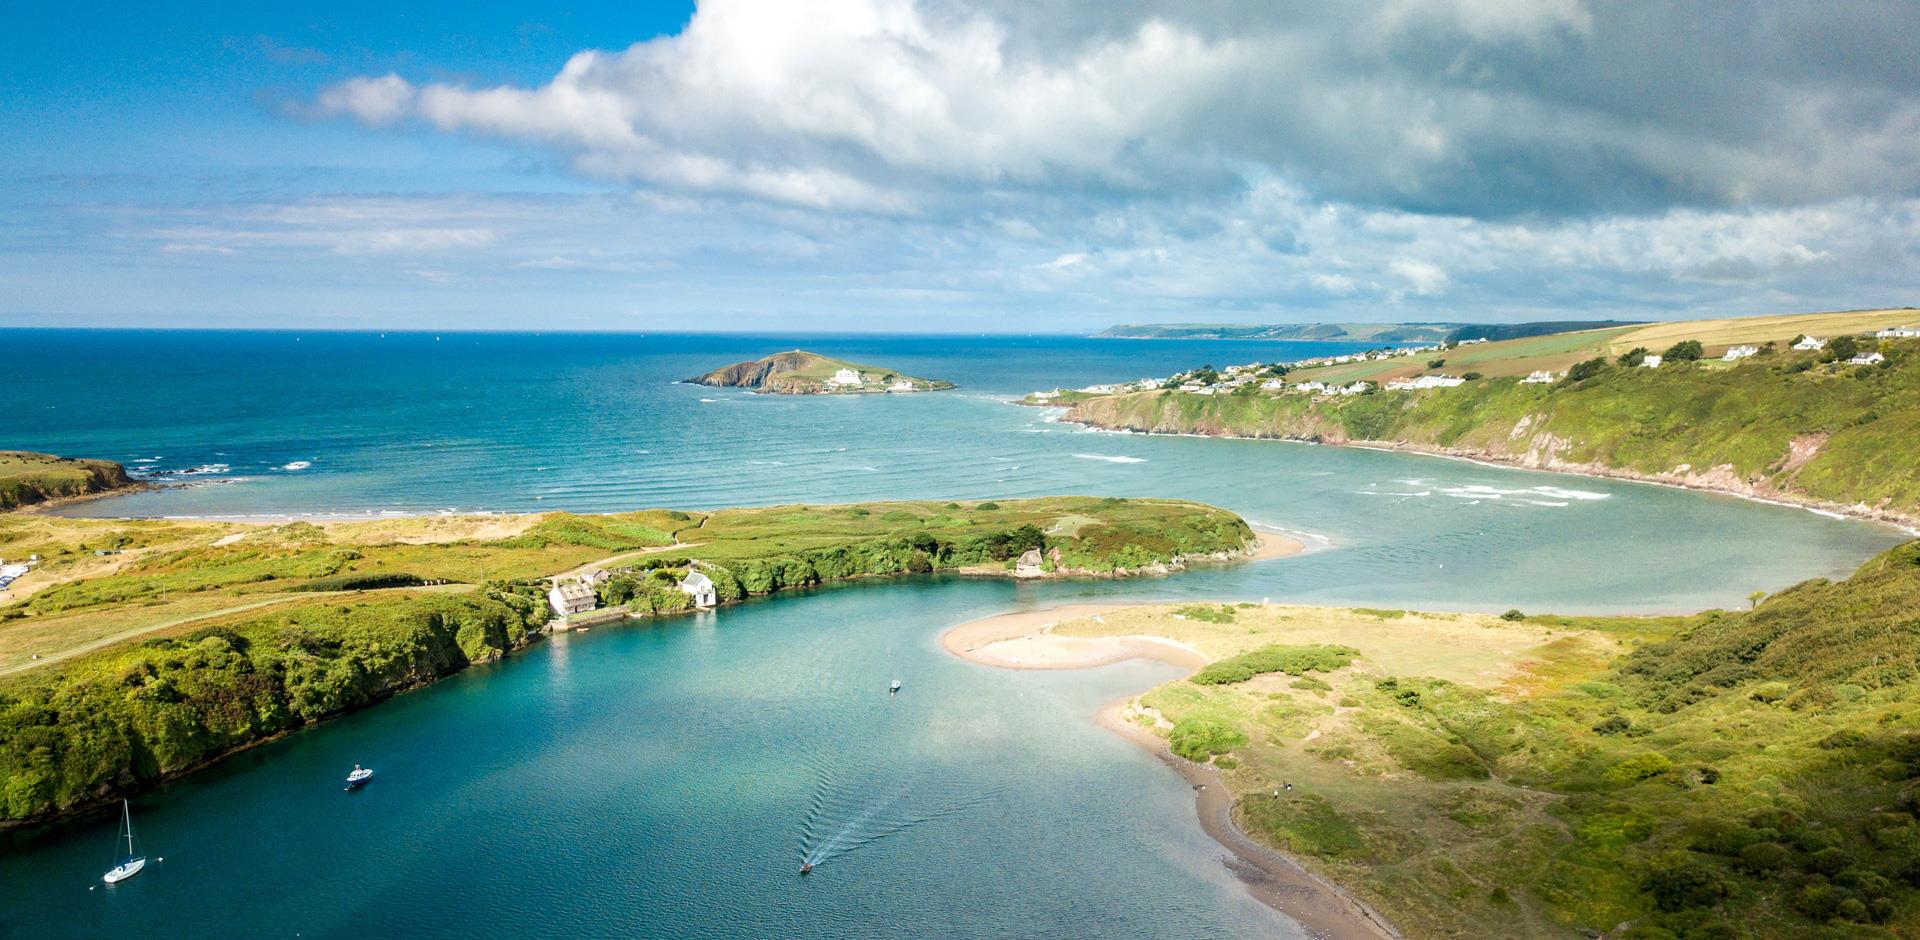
[796,762,1004,871]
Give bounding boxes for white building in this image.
[1873,326,1920,339]
[1722,345,1759,361]
[888,380,916,392]
[1521,370,1557,384]
[1850,352,1886,365]
[679,570,718,608]
[1079,384,1117,394]
[547,579,598,617]
[1793,336,1826,350]
[1179,381,1205,391]
[1640,354,1663,368]
[1261,378,1285,390]
[1387,375,1466,391]
[1294,381,1328,393]
[830,368,863,386]
[1335,382,1372,396]
[1014,548,1045,577]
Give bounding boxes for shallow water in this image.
[0,330,1905,937]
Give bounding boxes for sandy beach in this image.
[943,596,1400,940]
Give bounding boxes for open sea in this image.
[0,330,1905,938]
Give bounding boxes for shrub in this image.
[1169,718,1246,761]
[1592,715,1633,735]
[1664,339,1704,361]
[1606,752,1674,786]
[1500,609,1526,621]
[1563,357,1608,383]
[1618,346,1650,366]
[1192,644,1359,684]
[1461,371,1483,381]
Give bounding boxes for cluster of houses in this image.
[546,565,719,620]
[822,368,921,393]
[1788,332,1897,365]
[1286,339,1475,372]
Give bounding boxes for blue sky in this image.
[4,1,1917,332]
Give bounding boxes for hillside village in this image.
[1026,317,1920,404]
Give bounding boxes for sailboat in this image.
[102,800,146,885]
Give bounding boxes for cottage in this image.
[679,569,718,608]
[1335,381,1372,396]
[1294,381,1328,393]
[1874,326,1920,339]
[829,368,864,386]
[1014,548,1045,577]
[888,380,916,392]
[547,579,597,617]
[1640,354,1663,368]
[1521,370,1557,384]
[1793,336,1826,350]
[1722,345,1759,361]
[1261,378,1285,390]
[1850,352,1887,366]
[1080,384,1117,394]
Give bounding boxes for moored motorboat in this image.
[346,764,374,788]
[889,679,902,694]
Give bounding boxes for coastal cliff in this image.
[0,451,141,511]
[1062,345,1920,529]
[686,349,953,394]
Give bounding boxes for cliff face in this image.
[691,350,824,390]
[1063,352,1920,529]
[0,452,139,511]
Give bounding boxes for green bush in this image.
[1169,718,1246,761]
[1192,644,1358,685]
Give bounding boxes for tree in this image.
[1664,339,1704,361]
[1462,371,1483,381]
[1618,346,1649,366]
[1563,357,1608,383]
[1748,590,1766,609]
[1427,358,1446,369]
[1827,335,1860,361]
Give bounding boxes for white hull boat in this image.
[102,799,147,885]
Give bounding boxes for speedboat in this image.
[889,679,902,694]
[102,800,146,884]
[800,863,814,875]
[346,765,374,788]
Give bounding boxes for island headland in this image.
[686,349,955,394]
[0,451,144,512]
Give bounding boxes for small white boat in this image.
[102,800,147,885]
[345,764,374,788]
[889,679,902,694]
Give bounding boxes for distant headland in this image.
[685,350,954,394]
[0,451,142,512]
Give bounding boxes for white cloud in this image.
[316,75,416,126]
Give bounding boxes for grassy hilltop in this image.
[685,349,954,394]
[1065,539,1920,937]
[0,497,1249,822]
[0,452,139,511]
[1064,313,1920,525]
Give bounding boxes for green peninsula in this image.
[686,349,954,394]
[0,451,140,511]
[1042,537,1920,937]
[0,496,1250,823]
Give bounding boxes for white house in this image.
[1079,384,1117,394]
[1793,336,1826,350]
[679,569,718,608]
[1521,370,1557,384]
[1873,326,1920,339]
[1335,382,1372,396]
[830,368,863,386]
[1191,386,1217,395]
[1850,352,1886,365]
[1722,345,1759,361]
[1640,354,1663,368]
[547,579,598,618]
[888,380,916,392]
[1294,381,1328,393]
[1261,378,1286,390]
[1179,381,1205,391]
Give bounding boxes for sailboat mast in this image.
[122,799,134,856]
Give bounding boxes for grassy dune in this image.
[0,451,138,511]
[1066,337,1920,525]
[1062,543,1920,937]
[0,497,1250,822]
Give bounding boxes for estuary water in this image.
[0,330,1906,937]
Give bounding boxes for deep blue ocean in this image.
[0,330,1904,938]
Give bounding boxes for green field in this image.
[1060,542,1920,937]
[0,451,137,511]
[0,496,1250,822]
[1067,336,1920,525]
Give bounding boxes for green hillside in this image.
[1065,338,1920,526]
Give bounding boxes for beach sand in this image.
[943,595,1400,940]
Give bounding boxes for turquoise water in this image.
[0,330,1906,937]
